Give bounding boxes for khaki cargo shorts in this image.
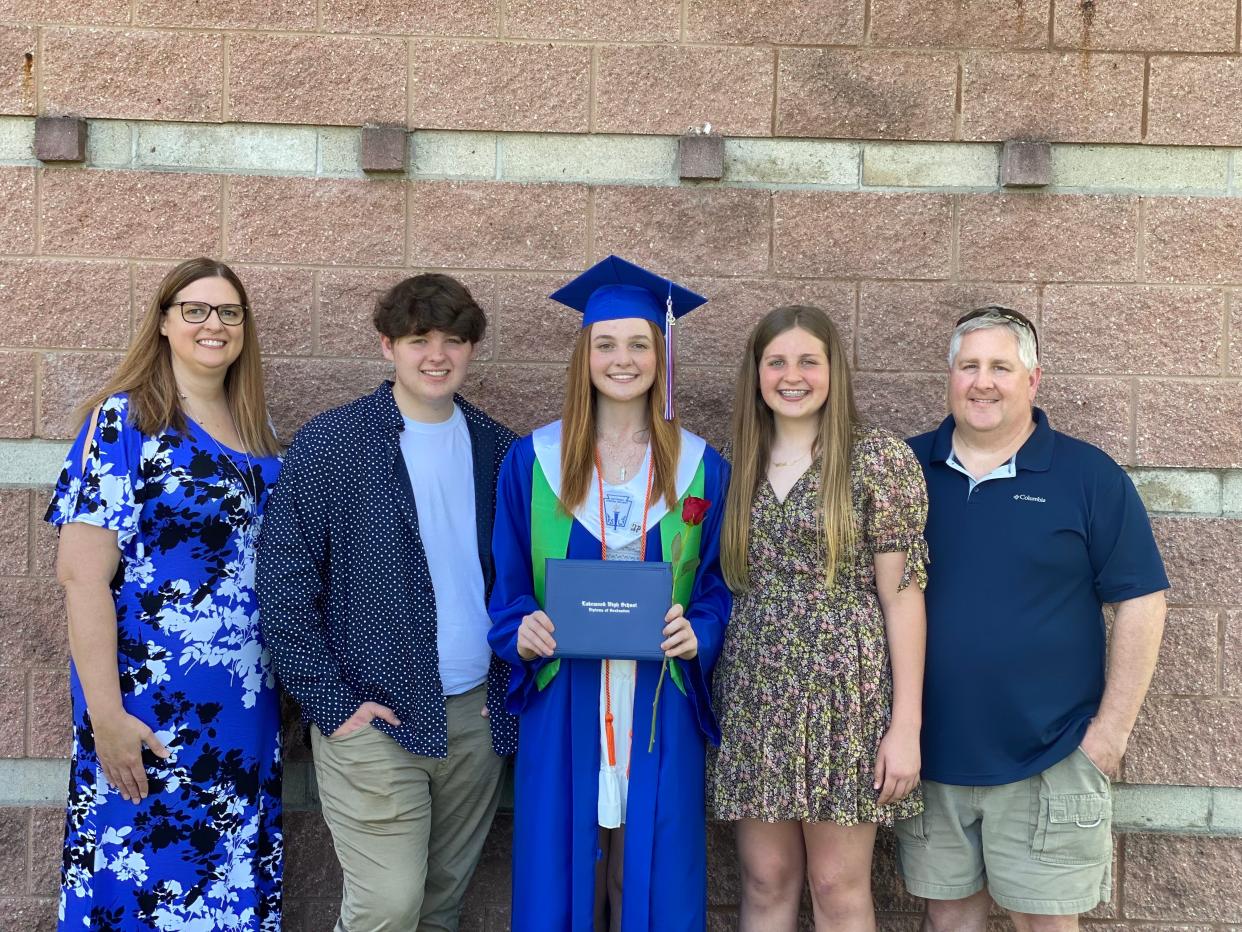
[894,747,1112,916]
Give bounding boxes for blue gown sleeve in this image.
[677,448,732,745]
[486,438,552,716]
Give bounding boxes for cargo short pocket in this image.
[1032,750,1112,867]
[894,811,929,849]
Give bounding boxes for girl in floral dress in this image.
[708,305,928,931]
[47,258,283,930]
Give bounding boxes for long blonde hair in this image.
[77,257,280,457]
[559,321,680,514]
[722,306,859,592]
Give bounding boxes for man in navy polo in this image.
[897,307,1168,930]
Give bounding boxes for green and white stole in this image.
[528,450,707,695]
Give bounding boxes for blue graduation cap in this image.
[550,255,707,419]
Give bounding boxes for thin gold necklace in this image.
[771,450,811,468]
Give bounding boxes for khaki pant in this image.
[311,684,504,932]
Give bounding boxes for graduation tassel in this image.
[663,284,676,421]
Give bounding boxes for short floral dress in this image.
[708,428,928,825]
[46,394,283,930]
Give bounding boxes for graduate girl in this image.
[708,305,927,931]
[488,256,731,932]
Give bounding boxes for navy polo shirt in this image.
[907,409,1168,786]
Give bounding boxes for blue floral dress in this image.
[46,394,283,931]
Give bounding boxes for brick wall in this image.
[1,1,1240,929]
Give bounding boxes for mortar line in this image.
[770,47,780,136]
[680,0,687,43]
[588,46,598,134]
[32,26,41,115]
[851,282,861,369]
[31,349,43,447]
[949,195,960,282]
[1048,0,1057,48]
[310,270,321,357]
[401,176,411,267]
[585,185,597,265]
[220,33,231,123]
[406,38,415,134]
[862,0,872,45]
[128,260,137,339]
[219,176,230,260]
[1237,0,1241,53]
[1217,608,1226,696]
[1135,196,1146,284]
[32,165,41,259]
[953,54,964,142]
[766,191,776,276]
[1140,55,1151,142]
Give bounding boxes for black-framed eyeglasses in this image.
[168,301,248,326]
[954,305,1039,358]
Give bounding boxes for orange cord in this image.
[594,447,654,770]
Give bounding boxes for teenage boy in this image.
[258,274,518,932]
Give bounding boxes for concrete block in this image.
[1000,139,1051,187]
[1137,381,1242,469]
[360,123,406,173]
[136,122,317,173]
[958,193,1136,283]
[410,130,496,179]
[678,133,724,180]
[1113,783,1211,833]
[723,138,858,186]
[41,170,222,259]
[775,191,952,279]
[34,116,86,162]
[413,38,589,133]
[0,759,69,805]
[500,133,673,184]
[318,127,361,176]
[1051,144,1229,194]
[228,176,405,266]
[597,45,772,137]
[1128,468,1223,515]
[410,182,587,270]
[1224,470,1242,515]
[864,142,998,189]
[0,117,34,161]
[84,120,132,166]
[1211,787,1242,834]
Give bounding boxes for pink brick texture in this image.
[3,3,1242,929]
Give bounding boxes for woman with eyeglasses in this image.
[46,258,283,930]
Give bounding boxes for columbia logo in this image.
[1014,494,1047,503]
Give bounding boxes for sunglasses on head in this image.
[954,305,1039,358]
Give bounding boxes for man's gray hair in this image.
[948,308,1039,371]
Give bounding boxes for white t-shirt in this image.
[399,405,492,696]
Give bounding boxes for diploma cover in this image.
[544,558,673,661]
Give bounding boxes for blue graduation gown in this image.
[488,429,731,932]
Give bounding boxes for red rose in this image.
[681,496,711,526]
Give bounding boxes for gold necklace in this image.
[771,450,811,468]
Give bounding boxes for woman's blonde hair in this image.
[721,305,859,593]
[559,320,680,514]
[78,257,280,457]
